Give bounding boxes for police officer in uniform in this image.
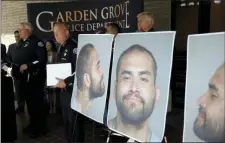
[53,22,84,143]
[17,22,47,138]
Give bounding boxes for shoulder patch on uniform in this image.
[38,41,44,47]
[73,48,77,54]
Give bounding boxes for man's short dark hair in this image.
[116,44,157,82]
[95,27,106,34]
[14,30,19,35]
[107,23,121,33]
[76,44,95,89]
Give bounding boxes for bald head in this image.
[53,22,70,45]
[211,63,225,91]
[194,62,225,142]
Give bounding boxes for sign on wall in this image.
[27,0,143,39]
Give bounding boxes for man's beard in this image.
[89,75,105,99]
[193,107,225,142]
[115,90,155,125]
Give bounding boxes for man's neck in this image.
[76,89,93,114]
[23,34,31,41]
[60,37,69,46]
[113,114,151,142]
[142,26,153,32]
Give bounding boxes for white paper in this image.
[47,63,71,86]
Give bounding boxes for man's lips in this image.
[198,112,205,121]
[124,96,142,103]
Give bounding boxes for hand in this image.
[56,77,66,89]
[20,64,28,73]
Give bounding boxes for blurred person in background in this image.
[95,27,106,34]
[1,42,17,142]
[106,23,121,40]
[137,12,155,32]
[7,30,25,113]
[45,40,57,114]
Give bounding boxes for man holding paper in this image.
[53,22,84,143]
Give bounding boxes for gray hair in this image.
[137,12,154,25]
[20,22,33,32]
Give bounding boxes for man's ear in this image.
[84,73,91,88]
[155,86,160,104]
[66,30,70,37]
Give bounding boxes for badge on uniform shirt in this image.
[73,48,77,54]
[65,49,68,52]
[38,41,44,47]
[64,52,67,56]
[24,41,29,47]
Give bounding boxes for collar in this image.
[148,28,155,32]
[61,37,70,47]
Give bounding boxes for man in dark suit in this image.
[7,30,25,113]
[1,43,6,62]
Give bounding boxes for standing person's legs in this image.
[52,90,57,114]
[26,73,47,138]
[71,111,85,142]
[60,91,73,142]
[14,78,25,113]
[48,88,53,114]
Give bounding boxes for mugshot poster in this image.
[71,34,114,124]
[107,32,176,142]
[183,32,225,142]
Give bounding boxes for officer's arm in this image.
[27,41,46,71]
[64,45,77,85]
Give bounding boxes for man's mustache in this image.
[123,91,144,104]
[198,107,206,117]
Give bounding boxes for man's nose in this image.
[197,94,207,108]
[130,79,139,92]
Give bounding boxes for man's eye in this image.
[211,94,217,100]
[122,76,130,80]
[141,78,149,82]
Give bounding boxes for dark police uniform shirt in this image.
[57,37,77,91]
[7,35,47,78]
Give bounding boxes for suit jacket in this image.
[1,43,7,63]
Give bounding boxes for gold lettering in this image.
[90,9,98,20]
[66,11,74,22]
[83,10,89,21]
[74,10,82,21]
[56,12,65,22]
